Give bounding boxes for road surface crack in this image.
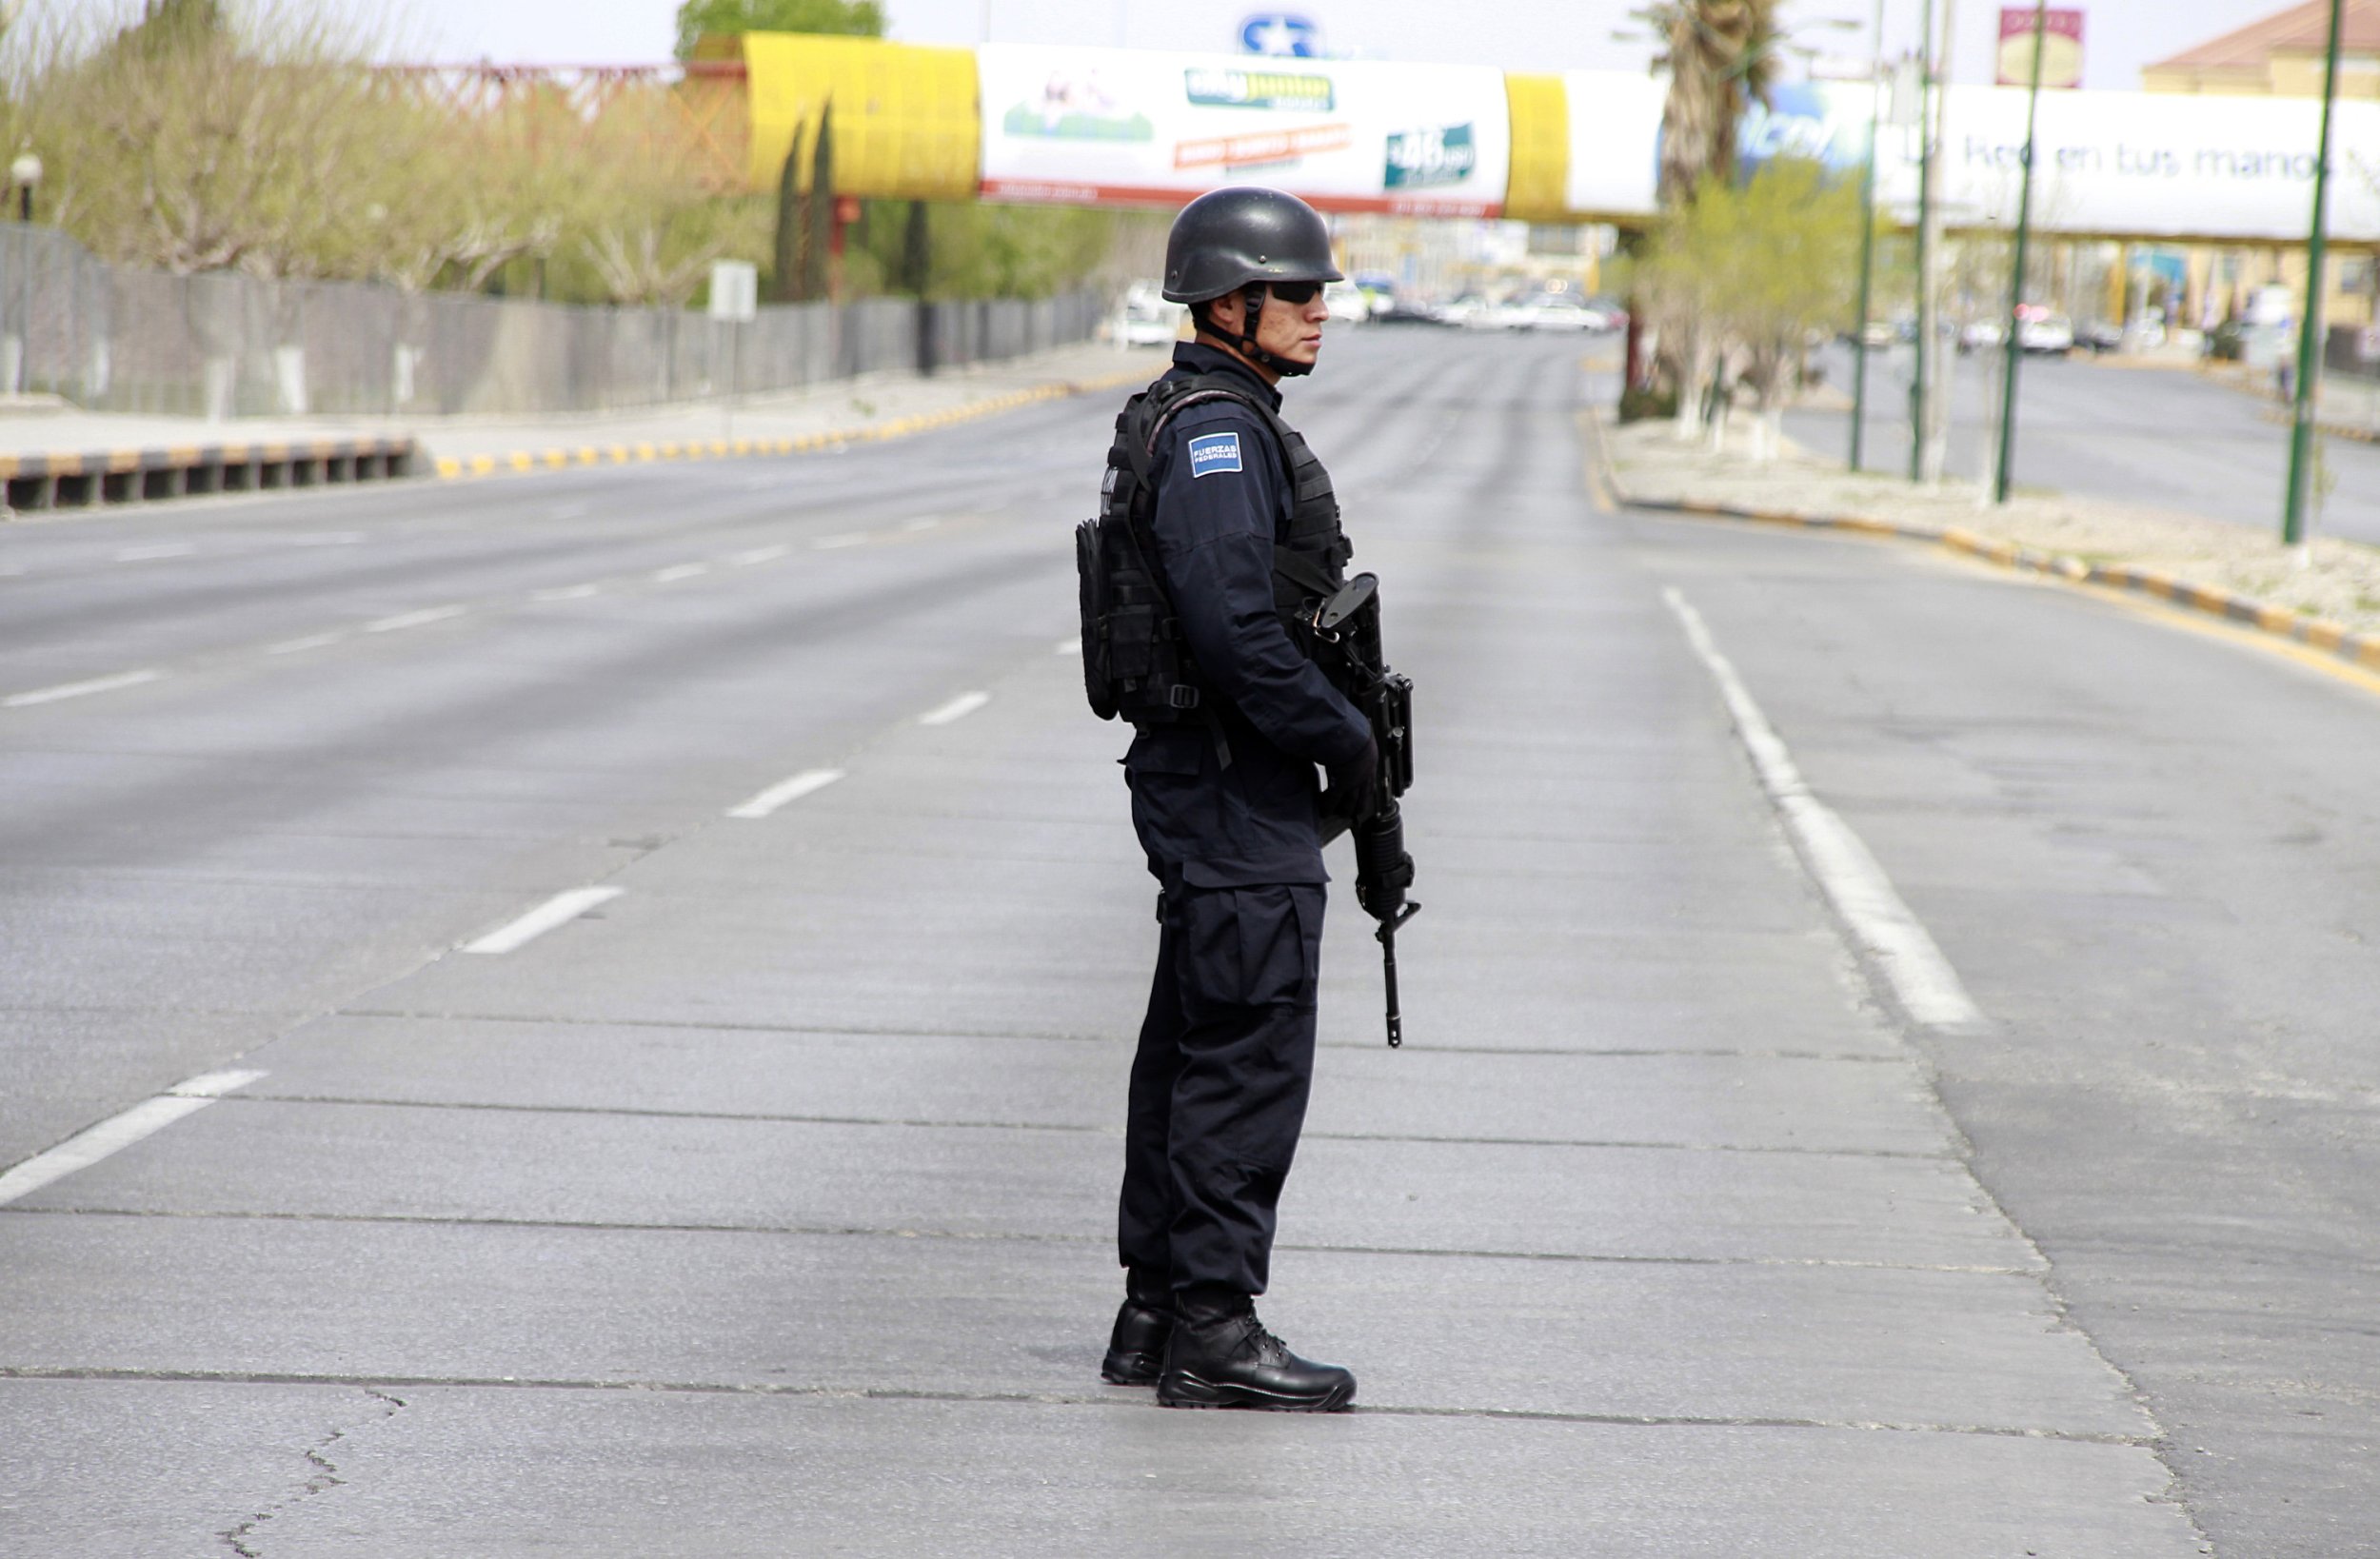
[217,1388,405,1556]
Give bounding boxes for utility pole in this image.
[1916,0,1959,483]
[1910,0,1936,482]
[1849,0,1886,473]
[2283,0,2346,548]
[1993,0,2050,503]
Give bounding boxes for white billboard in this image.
[1558,69,2380,243]
[978,44,1513,217]
[1903,86,2380,244]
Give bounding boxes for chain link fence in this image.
[0,224,1106,418]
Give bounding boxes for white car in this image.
[1322,281,1371,324]
[1115,282,1185,347]
[1957,318,2006,354]
[2019,312,2075,355]
[1528,297,1599,332]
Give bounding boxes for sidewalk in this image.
[1600,410,2380,646]
[0,338,1162,501]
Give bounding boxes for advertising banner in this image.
[1997,8,2086,89]
[1881,86,2380,244]
[977,43,1513,216]
[1558,68,2379,243]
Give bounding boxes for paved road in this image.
[1789,343,2380,544]
[1,328,2372,1554]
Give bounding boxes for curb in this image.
[430,369,1150,483]
[1614,491,2380,678]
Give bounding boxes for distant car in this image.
[1483,297,1537,331]
[1116,282,1184,347]
[1527,296,1599,331]
[2019,312,2075,356]
[1322,281,1371,325]
[2080,319,2126,354]
[1858,320,1896,349]
[1957,318,2006,355]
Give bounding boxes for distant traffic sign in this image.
[1240,13,1319,57]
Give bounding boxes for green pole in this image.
[1993,0,2050,504]
[2284,0,2345,547]
[1849,0,1887,473]
[1911,0,1934,483]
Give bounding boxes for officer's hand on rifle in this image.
[1323,735,1379,825]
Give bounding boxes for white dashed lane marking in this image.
[727,767,846,819]
[3,668,165,708]
[0,1069,268,1207]
[918,690,991,727]
[813,533,868,550]
[652,563,709,583]
[266,634,344,656]
[115,543,198,562]
[533,584,603,602]
[463,886,625,956]
[364,605,467,634]
[726,545,790,566]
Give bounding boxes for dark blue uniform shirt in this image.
[1123,343,1372,888]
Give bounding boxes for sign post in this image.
[709,260,759,442]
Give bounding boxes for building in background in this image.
[2144,0,2380,337]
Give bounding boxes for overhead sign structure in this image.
[1240,13,1320,58]
[1998,8,2085,90]
[978,44,1512,217]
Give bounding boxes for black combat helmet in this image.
[1162,186,1344,304]
[1163,187,1342,376]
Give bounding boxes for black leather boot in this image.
[1101,1268,1174,1386]
[1157,1287,1356,1411]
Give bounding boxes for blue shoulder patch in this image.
[1186,431,1243,478]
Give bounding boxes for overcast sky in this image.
[57,0,2310,90]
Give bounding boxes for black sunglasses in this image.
[1265,281,1322,305]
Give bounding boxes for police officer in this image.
[1100,187,1377,1411]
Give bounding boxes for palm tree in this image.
[1631,0,1788,207]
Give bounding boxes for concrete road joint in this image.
[0,1204,2030,1278]
[0,1365,2157,1445]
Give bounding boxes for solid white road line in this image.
[533,583,603,602]
[1662,586,1985,1031]
[726,544,790,566]
[463,885,624,955]
[726,766,846,819]
[3,668,164,708]
[813,532,869,550]
[116,543,197,562]
[918,690,992,726]
[267,633,345,655]
[365,605,466,633]
[652,563,709,583]
[0,1069,267,1208]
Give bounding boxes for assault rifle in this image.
[1313,574,1418,1048]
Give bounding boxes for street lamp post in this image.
[1910,0,1936,483]
[1848,0,1887,474]
[2283,0,2346,548]
[9,149,35,224]
[1993,0,2050,504]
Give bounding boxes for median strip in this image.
[429,370,1148,485]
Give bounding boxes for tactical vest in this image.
[1077,371,1353,729]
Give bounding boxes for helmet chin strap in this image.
[1225,282,1314,378]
